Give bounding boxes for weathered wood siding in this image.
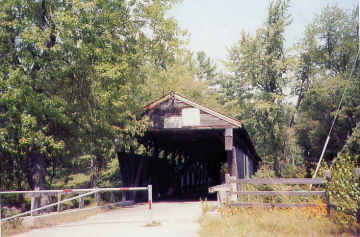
[200,111,233,128]
[236,148,245,178]
[146,98,234,129]
[248,156,254,177]
[235,147,255,178]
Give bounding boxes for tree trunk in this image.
[29,147,51,214]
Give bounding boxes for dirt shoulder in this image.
[14,201,205,237]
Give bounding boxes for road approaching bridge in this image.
[15,202,203,237]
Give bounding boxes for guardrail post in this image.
[324,170,331,216]
[148,185,153,223]
[30,195,35,216]
[122,191,126,202]
[95,188,100,206]
[30,187,40,216]
[57,193,61,212]
[79,197,84,209]
[110,192,115,203]
[148,185,152,210]
[225,174,230,204]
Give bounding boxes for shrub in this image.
[327,152,359,226]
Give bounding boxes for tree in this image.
[195,51,218,83]
[143,48,223,111]
[293,5,360,175]
[218,0,292,175]
[0,0,181,193]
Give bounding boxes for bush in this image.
[2,206,23,229]
[327,153,359,226]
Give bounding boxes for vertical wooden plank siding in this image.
[225,128,233,151]
[231,147,238,178]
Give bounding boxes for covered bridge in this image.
[118,92,260,199]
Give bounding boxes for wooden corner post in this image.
[324,170,331,216]
[225,173,237,203]
[57,193,61,212]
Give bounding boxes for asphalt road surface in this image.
[15,201,203,237]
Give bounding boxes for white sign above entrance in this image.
[182,108,200,127]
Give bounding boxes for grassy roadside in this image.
[199,206,358,237]
[1,202,126,236]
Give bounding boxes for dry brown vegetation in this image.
[199,206,358,237]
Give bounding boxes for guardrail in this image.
[209,173,331,212]
[0,185,152,237]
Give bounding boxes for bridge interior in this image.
[144,128,227,199]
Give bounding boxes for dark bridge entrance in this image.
[117,92,260,200]
[144,128,226,199]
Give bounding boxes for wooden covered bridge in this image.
[117,92,260,199]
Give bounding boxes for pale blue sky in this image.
[168,0,357,66]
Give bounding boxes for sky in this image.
[167,0,357,66]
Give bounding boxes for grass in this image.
[199,206,358,237]
[200,198,215,214]
[1,202,123,236]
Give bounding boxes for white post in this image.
[79,197,84,209]
[110,192,115,203]
[57,193,61,212]
[148,185,152,210]
[95,187,100,206]
[148,185,153,223]
[30,196,35,216]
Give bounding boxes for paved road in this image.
[15,202,203,237]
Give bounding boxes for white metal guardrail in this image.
[0,185,152,237]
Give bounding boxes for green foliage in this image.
[195,51,218,83]
[0,0,182,191]
[218,0,293,173]
[2,207,23,229]
[293,5,360,175]
[327,153,359,226]
[326,122,360,226]
[143,49,223,112]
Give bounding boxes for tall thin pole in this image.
[0,194,2,237]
